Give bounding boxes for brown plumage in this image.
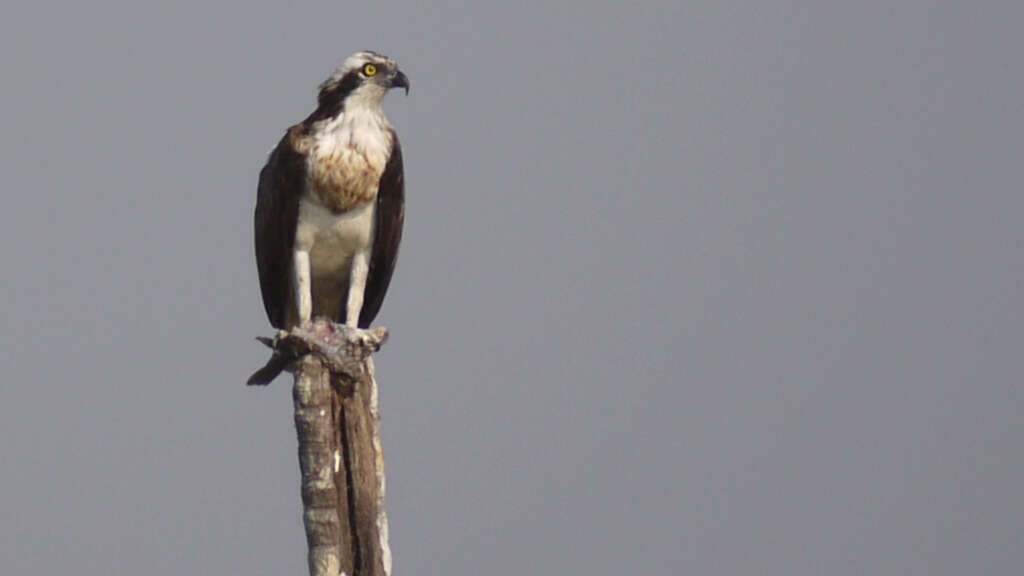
[254,128,405,330]
[249,53,408,386]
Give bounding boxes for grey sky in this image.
[1,2,1022,575]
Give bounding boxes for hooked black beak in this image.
[390,69,410,95]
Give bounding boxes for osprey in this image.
[249,51,408,385]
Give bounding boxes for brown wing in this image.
[255,129,306,329]
[358,133,405,328]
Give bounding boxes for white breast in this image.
[313,106,392,180]
[295,197,375,320]
[292,105,393,321]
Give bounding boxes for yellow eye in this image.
[363,64,377,77]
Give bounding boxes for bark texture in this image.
[253,321,391,576]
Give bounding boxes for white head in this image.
[316,51,410,114]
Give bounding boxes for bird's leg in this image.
[345,249,370,327]
[293,250,313,326]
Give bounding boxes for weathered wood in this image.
[294,357,345,576]
[367,358,393,576]
[339,357,391,576]
[250,320,391,576]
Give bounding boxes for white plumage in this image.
[293,96,395,327]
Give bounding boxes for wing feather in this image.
[255,129,306,329]
[358,133,405,328]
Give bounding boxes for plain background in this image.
[2,2,1022,575]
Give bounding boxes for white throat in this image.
[316,100,392,163]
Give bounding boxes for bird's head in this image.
[317,51,409,114]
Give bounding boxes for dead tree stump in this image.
[249,320,392,576]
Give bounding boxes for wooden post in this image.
[251,321,392,576]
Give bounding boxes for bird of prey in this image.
[249,51,408,385]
